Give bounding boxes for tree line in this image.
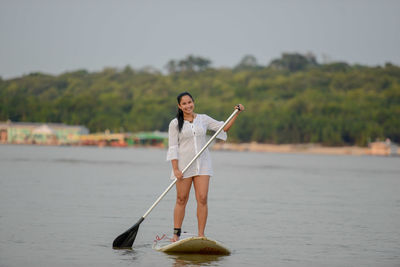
[1,53,399,146]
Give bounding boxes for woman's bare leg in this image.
[173,177,192,241]
[193,175,210,237]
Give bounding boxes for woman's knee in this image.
[175,177,192,206]
[176,194,189,206]
[196,194,208,206]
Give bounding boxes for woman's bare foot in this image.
[172,228,181,242]
[171,234,179,242]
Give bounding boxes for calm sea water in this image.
[0,145,399,267]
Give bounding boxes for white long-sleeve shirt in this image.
[166,114,227,180]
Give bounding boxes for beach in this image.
[213,141,398,156]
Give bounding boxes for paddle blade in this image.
[113,217,144,249]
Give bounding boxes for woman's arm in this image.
[167,120,183,179]
[223,104,244,132]
[171,159,183,179]
[167,120,179,160]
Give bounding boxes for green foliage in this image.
[234,55,262,71]
[269,52,318,72]
[165,55,212,74]
[1,54,399,146]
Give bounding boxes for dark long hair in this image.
[176,92,194,132]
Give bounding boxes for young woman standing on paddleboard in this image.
[167,92,244,242]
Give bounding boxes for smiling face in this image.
[178,95,195,116]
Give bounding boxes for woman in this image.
[166,92,244,242]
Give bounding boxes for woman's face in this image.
[178,95,195,115]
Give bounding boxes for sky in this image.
[0,0,399,79]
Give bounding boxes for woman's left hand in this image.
[235,104,245,113]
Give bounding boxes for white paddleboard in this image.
[154,236,230,255]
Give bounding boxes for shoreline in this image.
[1,141,398,157]
[212,142,398,156]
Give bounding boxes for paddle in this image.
[112,107,240,249]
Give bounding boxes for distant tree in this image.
[269,52,318,72]
[138,66,161,74]
[178,56,195,72]
[122,65,134,75]
[321,62,350,72]
[165,60,178,74]
[167,55,212,73]
[234,55,260,71]
[193,56,212,71]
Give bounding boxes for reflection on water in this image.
[167,253,227,267]
[116,249,141,262]
[113,244,152,263]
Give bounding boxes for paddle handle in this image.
[142,108,240,219]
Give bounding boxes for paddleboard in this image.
[154,236,230,255]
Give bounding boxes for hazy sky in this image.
[1,0,399,78]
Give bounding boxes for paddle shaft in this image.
[142,108,239,219]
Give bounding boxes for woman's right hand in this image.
[173,168,183,180]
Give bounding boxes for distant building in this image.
[368,139,398,156]
[79,131,168,148]
[0,121,169,148]
[0,120,89,145]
